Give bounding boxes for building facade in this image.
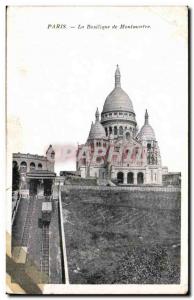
[76,66,167,185]
[13,145,56,196]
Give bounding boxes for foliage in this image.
[12,163,20,191]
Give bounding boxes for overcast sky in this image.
[7,6,188,175]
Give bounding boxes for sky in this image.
[7,6,188,175]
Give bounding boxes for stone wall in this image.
[61,185,180,193]
[13,153,53,172]
[162,172,181,186]
[61,185,181,210]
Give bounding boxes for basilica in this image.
[76,65,167,185]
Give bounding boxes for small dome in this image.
[137,124,156,141]
[137,110,156,141]
[88,109,106,140]
[102,65,134,113]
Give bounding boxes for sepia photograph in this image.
[6,5,188,295]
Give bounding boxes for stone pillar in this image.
[145,168,150,184]
[37,180,44,196]
[158,168,162,184]
[80,167,86,178]
[134,172,137,185]
[124,172,127,184]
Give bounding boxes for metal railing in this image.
[12,193,21,225]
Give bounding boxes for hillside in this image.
[61,188,180,284]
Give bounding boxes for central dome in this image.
[103,87,134,113]
[102,65,134,114]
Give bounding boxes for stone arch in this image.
[114,126,118,135]
[38,163,43,169]
[30,162,36,170]
[96,157,101,163]
[137,172,144,184]
[126,132,130,139]
[20,161,27,171]
[127,172,134,184]
[117,172,124,184]
[119,126,123,135]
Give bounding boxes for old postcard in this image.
[6,6,188,295]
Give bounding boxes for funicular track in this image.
[41,224,50,277]
[21,196,36,246]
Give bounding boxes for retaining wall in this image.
[61,185,180,193]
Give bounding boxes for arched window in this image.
[105,128,108,136]
[96,157,101,163]
[114,126,118,135]
[20,161,27,171]
[137,172,144,184]
[117,172,124,184]
[109,127,112,135]
[119,126,123,135]
[30,162,35,170]
[99,142,101,147]
[126,132,130,139]
[127,172,134,184]
[38,163,42,169]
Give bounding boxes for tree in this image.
[12,162,20,191]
